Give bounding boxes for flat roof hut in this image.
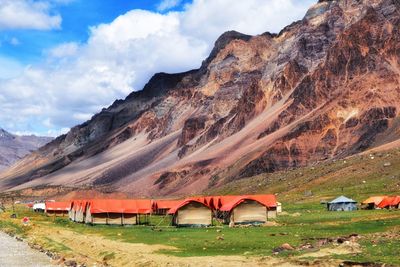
[85,199,152,225]
[378,196,400,209]
[219,195,277,225]
[361,196,386,209]
[46,202,71,217]
[327,196,357,211]
[168,199,212,227]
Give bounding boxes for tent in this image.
[85,199,152,225]
[69,200,90,222]
[327,196,357,211]
[219,195,277,225]
[378,196,400,209]
[33,203,46,212]
[168,199,212,227]
[46,202,71,217]
[152,200,182,215]
[361,196,386,209]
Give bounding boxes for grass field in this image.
[0,202,399,266]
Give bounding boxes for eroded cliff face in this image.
[1,0,400,196]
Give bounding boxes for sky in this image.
[0,0,315,137]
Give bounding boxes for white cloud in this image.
[0,0,314,136]
[157,0,182,12]
[48,42,79,58]
[0,0,61,30]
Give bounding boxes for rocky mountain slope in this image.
[0,129,52,172]
[0,0,399,197]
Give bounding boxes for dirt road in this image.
[0,232,56,267]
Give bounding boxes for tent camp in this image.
[33,203,46,212]
[85,199,152,225]
[46,202,71,217]
[327,196,357,211]
[168,199,212,227]
[361,196,386,209]
[219,195,277,225]
[152,200,182,215]
[378,196,400,209]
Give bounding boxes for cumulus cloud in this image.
[0,0,62,30]
[48,42,79,58]
[0,0,314,136]
[157,0,182,12]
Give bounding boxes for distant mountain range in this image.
[0,0,400,197]
[0,128,53,171]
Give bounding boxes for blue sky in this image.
[1,0,190,65]
[0,0,315,136]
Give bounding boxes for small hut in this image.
[45,202,71,217]
[219,195,277,225]
[168,199,212,227]
[361,196,386,209]
[327,196,357,211]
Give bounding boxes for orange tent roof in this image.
[378,196,400,208]
[361,196,386,205]
[87,199,152,214]
[219,195,277,212]
[71,200,91,212]
[46,201,71,211]
[153,200,182,210]
[168,198,211,214]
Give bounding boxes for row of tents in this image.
[361,196,400,210]
[30,194,281,227]
[326,195,400,211]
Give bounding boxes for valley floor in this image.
[0,203,399,267]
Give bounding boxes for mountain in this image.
[0,128,53,172]
[0,0,399,197]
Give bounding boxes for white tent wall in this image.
[175,202,212,226]
[68,209,75,221]
[122,214,137,225]
[232,200,267,224]
[107,213,123,225]
[267,207,277,219]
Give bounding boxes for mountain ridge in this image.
[0,128,53,172]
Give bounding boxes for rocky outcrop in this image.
[1,0,400,196]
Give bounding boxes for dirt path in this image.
[0,232,56,267]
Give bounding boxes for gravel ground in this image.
[0,232,56,267]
